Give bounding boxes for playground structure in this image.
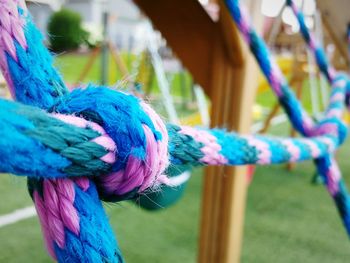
[131,1,279,261]
[74,14,211,128]
[1,0,350,262]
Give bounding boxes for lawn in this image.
[1,124,350,262]
[54,52,195,121]
[54,52,193,99]
[0,53,349,262]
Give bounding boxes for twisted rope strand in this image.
[0,91,346,177]
[225,0,350,234]
[225,0,315,136]
[0,2,123,261]
[283,0,350,232]
[286,0,336,83]
[286,0,350,117]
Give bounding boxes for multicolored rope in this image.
[285,0,350,232]
[1,0,350,261]
[0,96,347,173]
[286,0,336,83]
[286,0,350,112]
[224,0,350,234]
[0,1,123,261]
[224,0,316,136]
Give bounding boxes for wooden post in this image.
[108,41,129,77]
[101,12,110,85]
[199,1,262,262]
[133,1,262,262]
[75,47,100,86]
[259,103,280,133]
[316,0,350,68]
[287,76,303,171]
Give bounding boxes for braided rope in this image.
[0,0,66,107]
[225,0,316,136]
[286,0,350,117]
[1,96,346,172]
[286,0,336,83]
[0,2,123,261]
[224,0,350,234]
[284,0,350,232]
[0,99,113,178]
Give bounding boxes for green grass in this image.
[55,52,131,85]
[1,124,350,262]
[0,169,203,263]
[243,164,350,262]
[1,53,349,262]
[257,78,329,113]
[55,52,195,121]
[0,176,32,215]
[54,52,193,99]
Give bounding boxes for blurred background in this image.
[0,0,350,262]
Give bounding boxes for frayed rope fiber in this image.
[3,90,347,195]
[1,2,124,262]
[1,0,350,262]
[225,0,350,236]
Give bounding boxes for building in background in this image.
[64,0,104,27]
[26,0,149,51]
[66,0,148,51]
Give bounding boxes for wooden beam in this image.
[218,3,244,66]
[199,1,262,262]
[132,1,262,262]
[133,0,244,97]
[322,16,350,67]
[259,102,280,133]
[316,0,350,67]
[108,41,129,77]
[74,47,100,86]
[134,0,216,95]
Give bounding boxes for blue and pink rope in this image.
[0,1,122,261]
[225,0,350,234]
[0,0,350,262]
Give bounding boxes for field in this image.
[0,53,349,262]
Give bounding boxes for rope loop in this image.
[51,87,170,201]
[313,118,348,146]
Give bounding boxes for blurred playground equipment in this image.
[131,1,350,262]
[257,56,293,93]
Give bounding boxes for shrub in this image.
[48,9,88,52]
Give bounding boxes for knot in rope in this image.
[313,118,348,146]
[51,87,169,201]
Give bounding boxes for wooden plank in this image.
[317,0,350,67]
[108,41,129,77]
[322,16,350,68]
[134,0,215,95]
[74,47,100,86]
[218,3,244,66]
[259,103,280,133]
[198,41,229,262]
[132,1,262,262]
[133,0,244,96]
[199,1,263,262]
